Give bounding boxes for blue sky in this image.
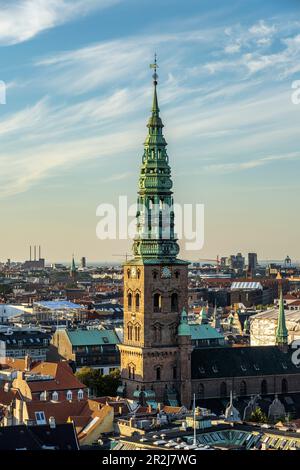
[0,0,300,263]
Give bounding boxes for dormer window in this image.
[35,411,46,425]
[40,391,47,401]
[52,391,58,401]
[66,390,73,401]
[78,389,84,400]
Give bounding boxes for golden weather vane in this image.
[150,53,159,83]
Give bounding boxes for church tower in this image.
[118,59,190,406]
[276,287,288,351]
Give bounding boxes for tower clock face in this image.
[161,266,171,278]
[131,267,137,278]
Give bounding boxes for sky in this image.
[0,0,300,264]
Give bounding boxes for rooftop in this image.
[66,328,119,346]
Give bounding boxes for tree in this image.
[76,367,120,397]
[249,407,268,424]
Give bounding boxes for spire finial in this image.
[150,53,158,85]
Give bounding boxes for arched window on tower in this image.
[261,379,268,395]
[135,293,140,311]
[240,380,247,396]
[282,378,288,394]
[128,292,132,310]
[127,323,133,341]
[134,325,141,342]
[220,382,227,397]
[171,293,179,312]
[127,269,131,279]
[153,293,162,313]
[156,367,161,381]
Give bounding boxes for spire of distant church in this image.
[276,287,288,346]
[70,254,77,279]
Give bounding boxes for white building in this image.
[250,308,300,346]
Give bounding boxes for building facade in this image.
[50,328,120,373]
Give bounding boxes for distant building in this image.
[33,300,84,322]
[248,253,258,275]
[0,327,50,361]
[81,257,87,269]
[50,328,120,374]
[0,424,79,450]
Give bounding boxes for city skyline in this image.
[0,0,300,262]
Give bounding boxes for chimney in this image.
[34,246,36,261]
[24,355,31,372]
[49,416,56,429]
[39,245,41,260]
[30,246,32,262]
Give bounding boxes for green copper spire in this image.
[276,288,288,346]
[178,308,191,336]
[132,57,181,263]
[70,254,77,278]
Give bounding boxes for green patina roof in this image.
[276,289,288,345]
[131,60,180,263]
[70,255,76,273]
[66,329,119,346]
[189,323,224,341]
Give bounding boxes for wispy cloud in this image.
[1,12,300,199]
[0,0,121,45]
[202,152,300,174]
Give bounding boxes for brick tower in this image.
[118,58,190,406]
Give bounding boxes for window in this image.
[127,323,133,341]
[52,391,58,401]
[127,269,131,279]
[137,269,141,279]
[240,381,247,396]
[78,389,84,400]
[128,292,132,310]
[40,391,47,401]
[171,293,179,312]
[173,366,177,380]
[156,367,161,381]
[66,390,73,401]
[220,382,227,397]
[134,325,140,342]
[261,380,268,395]
[175,271,180,279]
[198,383,205,399]
[282,378,288,394]
[153,271,158,280]
[35,411,46,425]
[128,365,135,380]
[135,293,140,311]
[153,293,162,313]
